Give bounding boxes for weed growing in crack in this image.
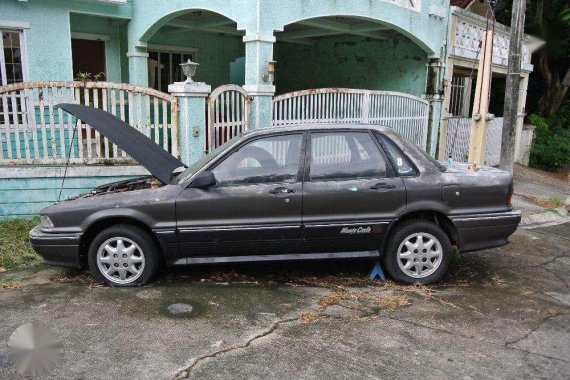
[299,288,410,323]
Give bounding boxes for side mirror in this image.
[189,171,216,189]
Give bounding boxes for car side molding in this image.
[172,251,380,265]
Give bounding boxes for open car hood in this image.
[57,103,186,184]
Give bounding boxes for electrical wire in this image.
[57,121,78,203]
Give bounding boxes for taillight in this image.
[506,184,513,207]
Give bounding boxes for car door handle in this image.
[370,183,396,190]
[269,187,295,195]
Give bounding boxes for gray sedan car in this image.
[29,104,521,286]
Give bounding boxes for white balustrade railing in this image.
[452,8,532,71]
[0,81,179,165]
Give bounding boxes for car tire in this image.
[88,224,159,286]
[383,220,452,285]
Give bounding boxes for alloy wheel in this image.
[396,232,443,279]
[96,237,145,285]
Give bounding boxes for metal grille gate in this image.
[207,84,250,151]
[272,88,430,149]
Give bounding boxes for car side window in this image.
[212,134,303,186]
[376,134,417,176]
[310,132,386,181]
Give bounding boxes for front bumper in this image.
[28,225,82,269]
[450,210,522,253]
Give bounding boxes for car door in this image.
[302,130,406,253]
[174,132,305,262]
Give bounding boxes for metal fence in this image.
[443,116,504,166]
[272,88,430,149]
[0,81,179,165]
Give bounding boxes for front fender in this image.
[80,208,158,232]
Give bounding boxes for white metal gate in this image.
[207,84,250,151]
[272,88,430,149]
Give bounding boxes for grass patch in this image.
[518,194,565,209]
[0,217,43,271]
[548,197,564,208]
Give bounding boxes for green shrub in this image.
[529,114,570,171]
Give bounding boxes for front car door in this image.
[302,130,406,254]
[174,132,305,263]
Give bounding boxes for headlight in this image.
[40,215,54,229]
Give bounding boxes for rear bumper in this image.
[28,226,82,269]
[450,210,522,253]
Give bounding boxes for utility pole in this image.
[468,27,494,165]
[499,0,526,173]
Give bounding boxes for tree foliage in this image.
[496,0,570,117]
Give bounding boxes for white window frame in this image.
[0,24,29,86]
[147,44,198,91]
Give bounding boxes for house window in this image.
[448,76,472,117]
[0,30,26,125]
[0,30,26,86]
[147,47,196,93]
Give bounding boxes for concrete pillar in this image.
[242,34,275,129]
[168,81,211,165]
[127,50,149,86]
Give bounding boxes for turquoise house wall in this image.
[0,0,131,82]
[274,35,427,96]
[69,13,123,82]
[119,24,130,83]
[230,57,246,86]
[0,166,148,219]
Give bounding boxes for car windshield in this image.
[175,135,241,183]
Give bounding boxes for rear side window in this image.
[376,134,417,176]
[310,132,386,181]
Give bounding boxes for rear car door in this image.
[174,132,305,262]
[302,130,406,253]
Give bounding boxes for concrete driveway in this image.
[1,223,569,379]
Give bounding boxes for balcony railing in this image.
[451,8,536,72]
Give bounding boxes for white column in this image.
[243,34,275,129]
[169,82,211,165]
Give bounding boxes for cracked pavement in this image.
[1,222,569,379]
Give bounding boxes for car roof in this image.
[243,123,391,136]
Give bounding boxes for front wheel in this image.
[88,225,159,286]
[383,220,452,284]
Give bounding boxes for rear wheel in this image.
[383,220,452,284]
[88,225,159,286]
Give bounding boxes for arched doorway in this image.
[274,16,430,97]
[141,10,245,91]
[272,16,432,149]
